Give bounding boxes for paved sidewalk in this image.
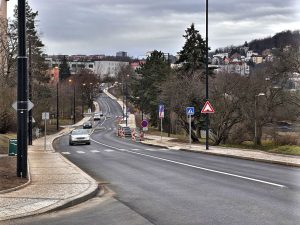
[142,135,300,167]
[0,117,98,221]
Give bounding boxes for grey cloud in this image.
[8,0,299,55]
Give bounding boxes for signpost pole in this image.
[160,118,163,142]
[44,116,47,151]
[189,115,192,148]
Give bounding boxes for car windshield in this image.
[72,129,89,135]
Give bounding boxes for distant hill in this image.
[248,30,300,54]
[213,30,300,56]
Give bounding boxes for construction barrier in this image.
[131,129,136,141]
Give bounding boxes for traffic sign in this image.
[186,107,195,116]
[159,104,164,118]
[42,112,50,120]
[12,100,34,111]
[141,120,148,128]
[201,101,215,113]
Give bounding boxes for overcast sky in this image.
[7,0,300,57]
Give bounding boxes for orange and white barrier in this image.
[131,129,136,141]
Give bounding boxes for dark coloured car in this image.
[122,126,132,137]
[83,121,93,129]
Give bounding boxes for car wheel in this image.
[69,142,73,146]
[86,142,91,145]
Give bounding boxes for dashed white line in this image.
[90,150,100,153]
[145,148,157,151]
[76,151,85,154]
[104,149,115,152]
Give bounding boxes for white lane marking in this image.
[91,138,286,188]
[104,149,115,152]
[61,152,71,155]
[145,148,157,151]
[76,151,85,154]
[131,149,140,151]
[90,150,100,153]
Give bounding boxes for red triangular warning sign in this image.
[201,101,215,113]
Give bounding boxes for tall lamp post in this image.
[82,83,86,115]
[17,0,28,178]
[89,82,93,111]
[125,74,129,126]
[254,93,265,145]
[205,0,209,150]
[56,81,59,131]
[69,79,76,124]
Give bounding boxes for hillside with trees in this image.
[213,30,300,56]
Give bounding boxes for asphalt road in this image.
[7,93,300,225]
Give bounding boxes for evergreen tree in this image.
[59,56,70,80]
[133,50,171,126]
[177,23,207,74]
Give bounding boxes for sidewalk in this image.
[142,135,300,167]
[0,117,98,221]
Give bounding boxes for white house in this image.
[94,61,129,78]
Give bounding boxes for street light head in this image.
[257,93,265,97]
[82,83,86,86]
[69,79,72,83]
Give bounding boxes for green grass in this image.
[269,146,300,155]
[0,133,17,154]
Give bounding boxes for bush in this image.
[274,134,299,145]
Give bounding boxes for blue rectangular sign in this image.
[186,107,195,115]
[159,104,164,118]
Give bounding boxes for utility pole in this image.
[205,0,209,150]
[17,0,28,178]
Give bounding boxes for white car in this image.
[94,113,101,120]
[69,129,91,145]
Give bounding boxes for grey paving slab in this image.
[0,116,98,221]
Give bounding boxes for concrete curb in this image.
[141,141,300,168]
[179,147,300,168]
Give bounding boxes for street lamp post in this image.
[89,82,93,111]
[69,79,76,124]
[205,0,209,150]
[17,0,28,178]
[125,74,129,126]
[82,83,86,115]
[254,93,265,145]
[56,82,59,131]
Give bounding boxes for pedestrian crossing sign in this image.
[186,107,195,115]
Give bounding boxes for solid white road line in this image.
[91,138,286,188]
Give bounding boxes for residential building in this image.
[116,51,127,57]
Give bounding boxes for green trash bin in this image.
[8,139,17,156]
